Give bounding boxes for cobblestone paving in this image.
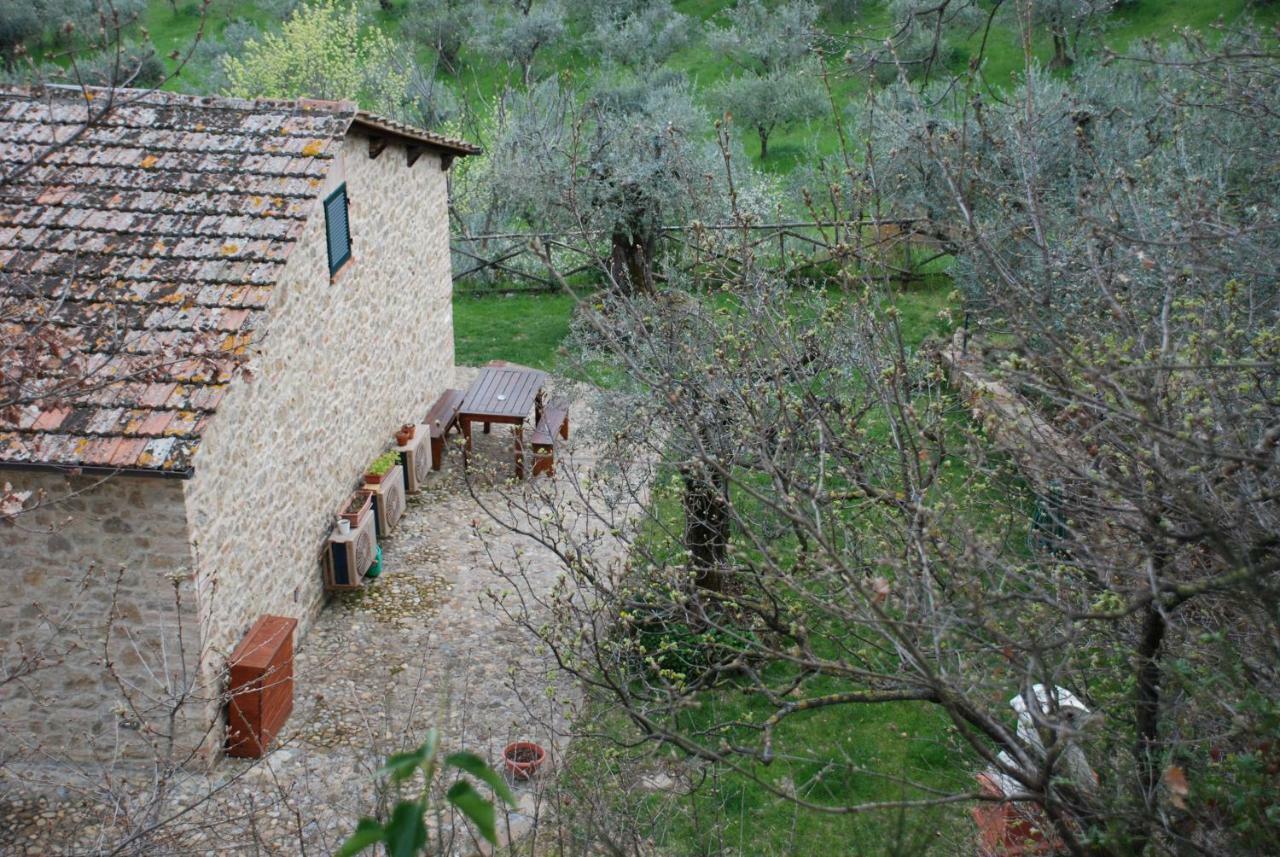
[0,369,620,855]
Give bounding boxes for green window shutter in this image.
[324,184,352,275]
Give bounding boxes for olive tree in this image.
[403,0,475,75]
[874,0,983,83]
[459,73,734,295]
[475,25,1280,857]
[1,0,151,77]
[709,0,822,76]
[588,1,691,72]
[476,0,565,88]
[714,60,826,159]
[0,0,41,71]
[222,0,410,116]
[1026,0,1116,68]
[704,0,827,160]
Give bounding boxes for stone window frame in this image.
[324,183,353,277]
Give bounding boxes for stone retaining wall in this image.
[0,471,203,767]
[938,330,1138,578]
[937,330,1087,491]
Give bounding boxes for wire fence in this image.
[449,218,949,294]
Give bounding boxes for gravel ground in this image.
[0,369,626,856]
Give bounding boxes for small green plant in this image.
[628,600,759,681]
[367,450,400,476]
[337,729,516,857]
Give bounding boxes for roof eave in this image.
[0,460,194,480]
[350,112,481,160]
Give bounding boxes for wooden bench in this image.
[425,388,465,470]
[528,401,569,478]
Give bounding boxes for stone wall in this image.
[937,330,1138,581]
[182,132,456,739]
[0,470,203,768]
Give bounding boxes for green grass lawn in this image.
[451,289,579,371]
[563,687,972,856]
[955,0,1280,89]
[672,699,970,855]
[450,269,956,375]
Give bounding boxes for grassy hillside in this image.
[139,0,1278,175]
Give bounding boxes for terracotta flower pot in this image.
[502,741,546,781]
[395,424,416,446]
[339,490,374,527]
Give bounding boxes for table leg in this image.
[535,388,544,425]
[461,416,473,455]
[513,425,524,480]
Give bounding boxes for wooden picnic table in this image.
[458,365,548,478]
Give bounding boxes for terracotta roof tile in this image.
[108,436,149,467]
[138,410,175,437]
[32,406,71,431]
[1,86,475,475]
[352,111,480,156]
[82,436,123,466]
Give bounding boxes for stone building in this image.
[0,87,478,767]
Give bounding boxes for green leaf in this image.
[379,730,440,784]
[384,800,428,857]
[334,817,384,857]
[379,748,426,784]
[445,751,517,807]
[447,779,497,845]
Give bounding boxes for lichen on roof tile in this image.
[1,85,475,476]
[0,88,340,474]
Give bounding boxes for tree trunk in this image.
[1129,602,1167,853]
[1050,31,1073,70]
[680,462,729,592]
[758,127,769,160]
[609,228,655,295]
[439,42,460,76]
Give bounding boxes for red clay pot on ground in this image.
[503,741,546,780]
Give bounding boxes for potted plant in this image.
[502,741,546,781]
[339,489,374,527]
[395,423,416,446]
[364,451,400,484]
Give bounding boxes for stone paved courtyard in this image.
[1,368,624,855]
